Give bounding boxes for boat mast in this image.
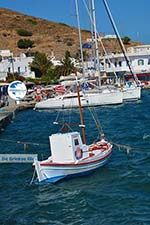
[102,0,140,85]
[76,76,86,144]
[82,0,118,83]
[75,0,85,77]
[88,0,96,70]
[91,0,101,87]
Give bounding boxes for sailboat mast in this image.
[75,0,85,77]
[88,0,96,70]
[76,77,86,144]
[91,0,101,87]
[102,0,139,85]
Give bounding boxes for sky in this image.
[1,0,150,44]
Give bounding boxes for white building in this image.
[101,34,117,39]
[86,34,117,43]
[0,50,13,58]
[50,57,62,66]
[127,45,150,54]
[0,52,35,81]
[103,45,150,75]
[85,44,150,83]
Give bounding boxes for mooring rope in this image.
[0,138,49,148]
[111,142,132,154]
[0,138,149,154]
[111,141,150,154]
[30,168,36,185]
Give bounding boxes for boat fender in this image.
[75,147,83,160]
[89,143,109,151]
[89,144,100,151]
[98,143,109,151]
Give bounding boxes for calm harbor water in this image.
[0,90,150,225]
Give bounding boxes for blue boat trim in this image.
[38,156,111,183]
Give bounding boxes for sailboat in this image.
[34,87,122,110]
[34,0,123,110]
[33,78,112,183]
[121,81,141,101]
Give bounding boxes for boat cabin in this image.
[50,132,84,163]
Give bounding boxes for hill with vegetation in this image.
[0,8,141,59]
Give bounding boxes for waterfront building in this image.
[84,44,150,85]
[0,51,35,81]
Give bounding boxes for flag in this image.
[82,42,92,49]
[54,85,66,94]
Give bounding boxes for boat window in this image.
[74,138,79,146]
[138,59,144,66]
[148,59,150,65]
[114,61,117,67]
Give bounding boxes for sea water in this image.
[0,90,150,225]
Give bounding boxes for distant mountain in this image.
[0,8,141,59]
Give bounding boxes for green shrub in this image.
[17,39,34,49]
[17,29,33,36]
[122,36,131,44]
[27,18,37,26]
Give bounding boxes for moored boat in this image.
[34,88,123,110]
[122,84,141,101]
[34,132,112,183]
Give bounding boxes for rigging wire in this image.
[0,134,149,155]
[88,106,103,137]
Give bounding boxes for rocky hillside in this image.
[0,8,141,58]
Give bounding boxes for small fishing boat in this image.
[33,78,112,183]
[34,132,112,183]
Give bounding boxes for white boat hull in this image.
[34,149,112,183]
[35,91,123,109]
[123,86,141,101]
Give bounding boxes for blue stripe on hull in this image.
[38,156,111,184]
